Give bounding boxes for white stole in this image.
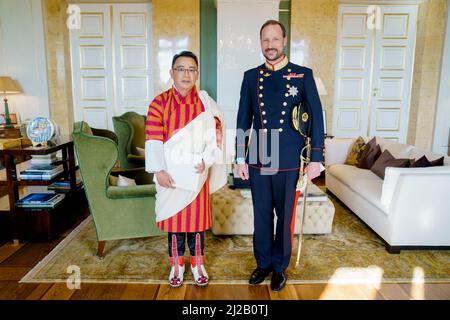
[147,90,227,222]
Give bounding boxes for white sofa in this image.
[325,137,450,253]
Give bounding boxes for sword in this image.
[295,137,311,268]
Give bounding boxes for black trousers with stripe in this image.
[249,166,299,272]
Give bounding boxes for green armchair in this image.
[72,121,163,258]
[112,111,146,169]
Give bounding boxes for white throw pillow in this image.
[136,147,145,156]
[118,175,136,186]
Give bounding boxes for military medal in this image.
[283,73,304,79]
[287,86,299,97]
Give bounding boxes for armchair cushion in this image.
[118,175,136,186]
[136,146,145,156]
[127,154,145,164]
[107,184,157,199]
[110,167,154,185]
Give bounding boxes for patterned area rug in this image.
[21,193,450,284]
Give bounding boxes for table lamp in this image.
[0,76,22,128]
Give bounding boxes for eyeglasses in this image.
[173,67,198,75]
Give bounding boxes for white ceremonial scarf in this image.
[149,90,227,222]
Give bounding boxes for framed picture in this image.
[0,113,18,124]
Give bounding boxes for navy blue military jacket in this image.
[236,58,325,171]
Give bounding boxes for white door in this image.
[70,4,114,129]
[332,4,418,142]
[332,5,374,138]
[70,3,152,130]
[112,4,153,116]
[369,5,417,141]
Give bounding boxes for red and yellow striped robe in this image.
[145,86,213,233]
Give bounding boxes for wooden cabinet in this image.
[0,136,88,241]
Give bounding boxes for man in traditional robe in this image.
[145,51,227,287]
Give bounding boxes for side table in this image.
[0,136,87,242]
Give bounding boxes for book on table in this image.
[16,193,65,208]
[19,171,64,180]
[21,164,63,173]
[30,153,58,165]
[48,178,83,191]
[31,152,57,164]
[0,138,22,150]
[19,164,64,180]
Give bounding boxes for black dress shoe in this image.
[270,271,287,292]
[249,267,273,285]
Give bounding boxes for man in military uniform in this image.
[236,20,324,292]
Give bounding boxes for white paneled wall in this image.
[0,0,49,122]
[217,0,280,131]
[217,0,280,162]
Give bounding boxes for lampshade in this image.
[314,77,327,96]
[0,77,22,94]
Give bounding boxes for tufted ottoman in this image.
[211,185,335,235]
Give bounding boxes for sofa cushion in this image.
[378,138,414,159]
[344,136,366,166]
[430,157,444,166]
[410,155,445,167]
[328,164,386,212]
[410,155,429,168]
[357,137,381,169]
[410,148,446,163]
[370,150,411,179]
